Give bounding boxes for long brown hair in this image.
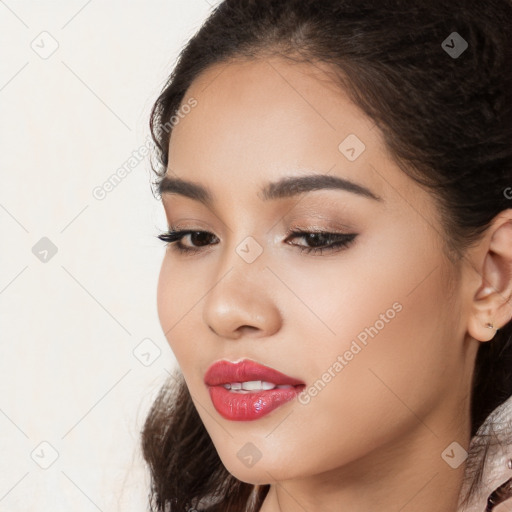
[141,1,512,510]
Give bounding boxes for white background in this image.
[0,2,220,510]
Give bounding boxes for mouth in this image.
[204,359,305,421]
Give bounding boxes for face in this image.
[156,57,476,485]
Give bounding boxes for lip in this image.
[204,359,305,421]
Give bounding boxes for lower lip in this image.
[207,385,304,421]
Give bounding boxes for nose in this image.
[202,245,282,340]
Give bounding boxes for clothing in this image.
[458,394,512,511]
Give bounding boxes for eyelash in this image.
[156,228,357,256]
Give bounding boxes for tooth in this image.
[224,381,281,391]
[236,381,278,390]
[241,380,263,391]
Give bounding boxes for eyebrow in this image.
[157,173,382,206]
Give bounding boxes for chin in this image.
[215,446,303,485]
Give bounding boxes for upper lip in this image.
[204,358,305,387]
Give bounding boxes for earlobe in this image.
[467,211,512,342]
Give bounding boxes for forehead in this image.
[164,57,419,213]
[172,59,367,168]
[170,56,376,159]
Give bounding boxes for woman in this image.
[141,1,512,510]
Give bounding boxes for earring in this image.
[486,322,499,332]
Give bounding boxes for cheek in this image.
[156,257,177,335]
[268,238,452,426]
[156,256,202,361]
[267,231,453,380]
[306,244,453,398]
[241,239,456,468]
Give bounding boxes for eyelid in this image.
[166,219,216,232]
[166,218,356,238]
[283,209,356,230]
[283,218,356,237]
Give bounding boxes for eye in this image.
[284,230,357,255]
[156,228,358,256]
[157,229,219,254]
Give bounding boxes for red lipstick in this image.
[204,359,305,421]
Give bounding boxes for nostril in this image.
[236,325,260,336]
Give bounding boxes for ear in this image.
[467,210,512,342]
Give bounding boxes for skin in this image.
[156,56,512,512]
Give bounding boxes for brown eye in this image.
[157,230,219,254]
[187,231,216,247]
[285,230,358,255]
